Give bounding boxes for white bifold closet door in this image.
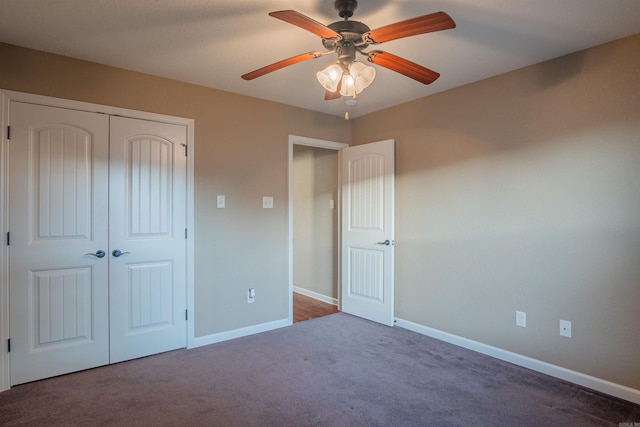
[8,102,186,385]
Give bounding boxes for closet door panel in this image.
[8,102,110,385]
[108,116,187,363]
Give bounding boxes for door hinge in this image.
[7,339,10,353]
[7,126,10,140]
[185,310,188,321]
[6,232,9,246]
[184,228,187,239]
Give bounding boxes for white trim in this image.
[289,134,349,150]
[1,90,190,126]
[293,287,338,307]
[192,318,290,348]
[287,135,347,324]
[0,92,9,392]
[0,89,195,392]
[185,116,195,350]
[395,317,640,405]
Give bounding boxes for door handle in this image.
[376,240,392,246]
[112,249,131,257]
[85,250,106,258]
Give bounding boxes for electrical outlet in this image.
[262,197,273,209]
[247,288,255,304]
[560,319,571,337]
[516,311,526,328]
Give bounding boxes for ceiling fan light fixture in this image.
[318,60,376,96]
[244,7,456,103]
[316,63,343,92]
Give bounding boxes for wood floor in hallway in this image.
[293,292,339,323]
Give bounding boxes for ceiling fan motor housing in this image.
[335,0,358,19]
[322,19,371,71]
[324,20,370,50]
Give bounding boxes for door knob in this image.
[112,249,131,257]
[85,250,106,258]
[376,240,392,246]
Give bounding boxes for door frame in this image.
[287,135,348,323]
[0,89,196,392]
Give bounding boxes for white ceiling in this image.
[1,0,639,118]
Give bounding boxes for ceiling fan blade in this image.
[367,50,440,85]
[242,51,323,80]
[364,11,455,44]
[324,79,343,100]
[270,10,342,39]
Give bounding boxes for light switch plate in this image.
[263,196,273,209]
[217,195,225,208]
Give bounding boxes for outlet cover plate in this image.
[516,311,526,328]
[263,196,273,209]
[560,319,572,337]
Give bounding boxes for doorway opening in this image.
[288,135,348,323]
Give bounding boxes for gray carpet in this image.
[1,313,638,426]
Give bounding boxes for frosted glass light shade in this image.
[316,63,343,92]
[349,61,376,93]
[339,74,354,96]
[338,61,376,96]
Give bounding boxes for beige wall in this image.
[2,32,639,391]
[0,43,350,337]
[352,34,640,389]
[293,145,339,299]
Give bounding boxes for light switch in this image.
[329,199,335,209]
[217,195,225,208]
[263,196,273,209]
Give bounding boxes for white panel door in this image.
[341,140,395,326]
[108,116,187,363]
[8,102,110,385]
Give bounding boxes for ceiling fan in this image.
[241,0,456,101]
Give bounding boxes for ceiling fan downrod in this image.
[335,0,357,19]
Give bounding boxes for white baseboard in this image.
[293,286,338,306]
[191,318,290,349]
[395,317,640,405]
